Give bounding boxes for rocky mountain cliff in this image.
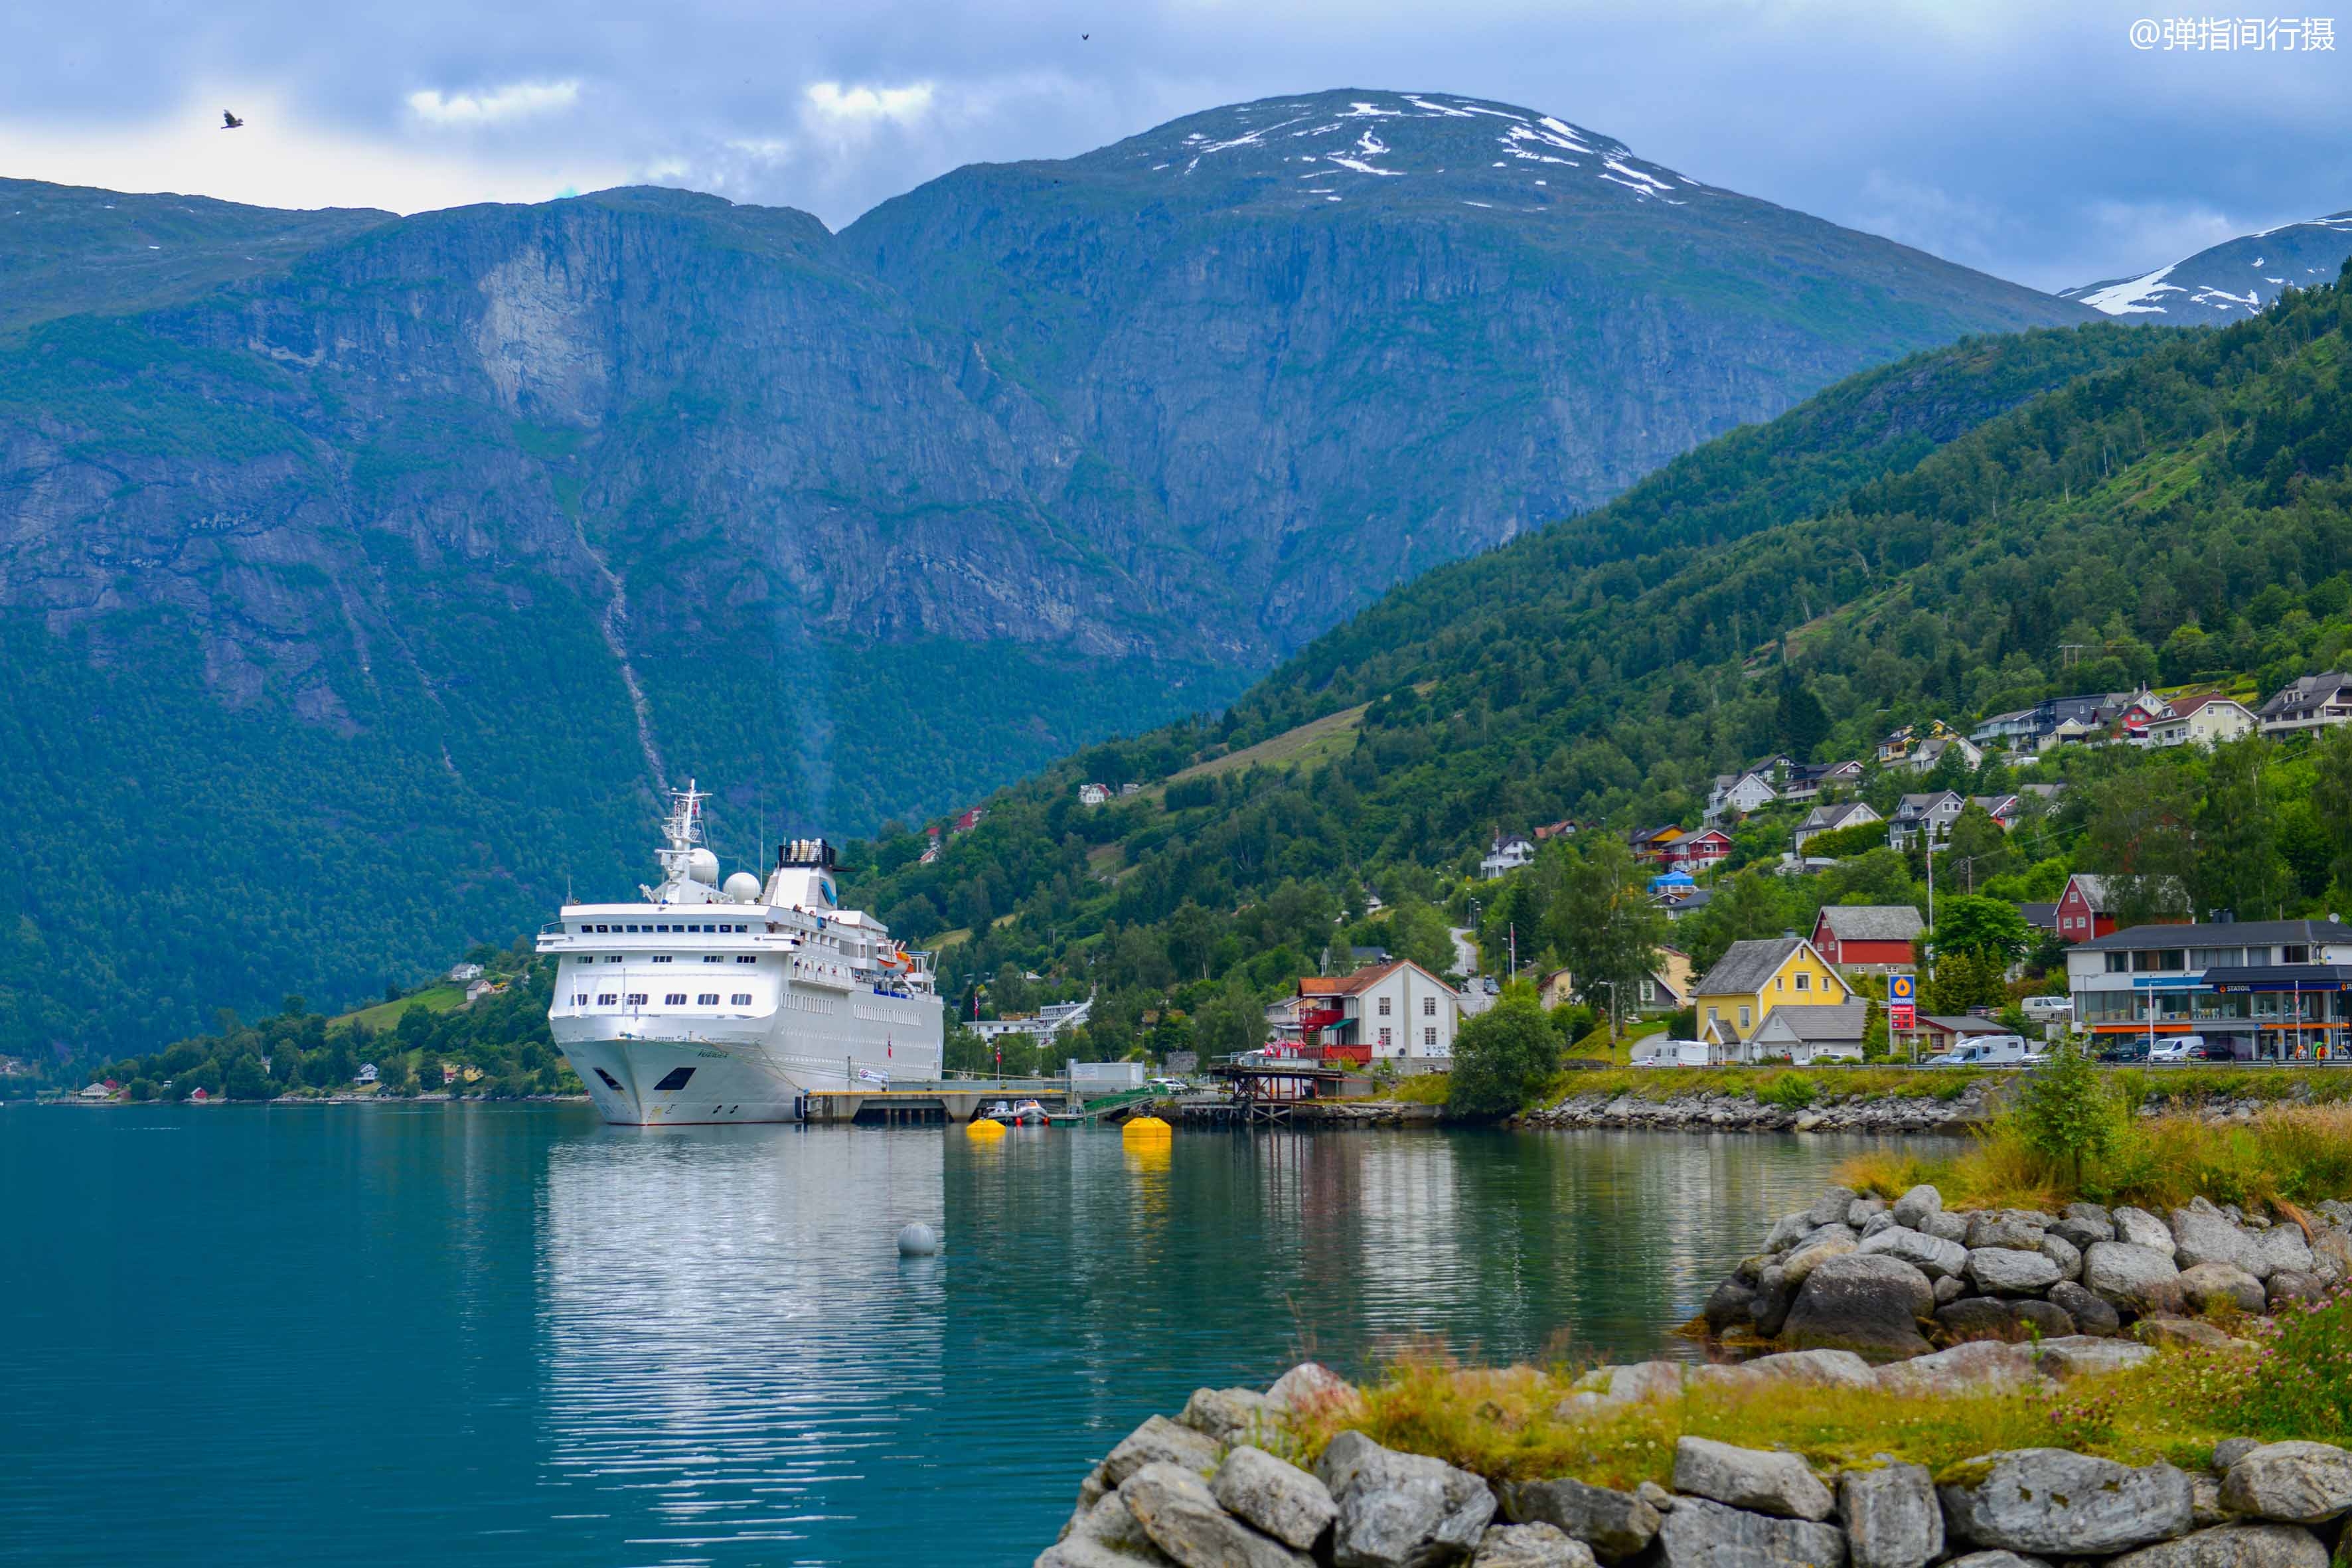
[0,90,2096,1053]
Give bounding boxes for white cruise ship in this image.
[538,783,942,1125]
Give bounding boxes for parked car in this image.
[2184,1040,2239,1062]
[2147,1036,2203,1063]
[2021,996,2074,1021]
[2096,1041,2151,1064]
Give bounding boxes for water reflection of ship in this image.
[536,1127,945,1555]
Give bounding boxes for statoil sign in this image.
[1888,972,1916,1031]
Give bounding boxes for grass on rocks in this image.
[1838,1104,2352,1214]
[1541,1066,1990,1107]
[1293,1303,2352,1492]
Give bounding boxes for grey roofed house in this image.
[1814,905,1926,943]
[1693,936,1808,997]
[2019,902,2059,932]
[1749,1000,1869,1061]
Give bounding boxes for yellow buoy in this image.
[965,1117,1006,1140]
[1122,1115,1172,1137]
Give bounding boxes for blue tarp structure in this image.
[1649,870,1695,892]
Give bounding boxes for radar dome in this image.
[723,871,761,903]
[687,847,720,885]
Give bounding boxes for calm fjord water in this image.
[2,1107,1944,1566]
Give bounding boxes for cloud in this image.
[407,80,582,128]
[801,82,936,129]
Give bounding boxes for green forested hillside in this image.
[828,270,2352,1055]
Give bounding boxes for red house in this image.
[1810,905,1925,975]
[1663,830,1733,872]
[2055,874,2117,944]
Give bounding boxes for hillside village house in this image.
[2148,694,2258,749]
[1779,759,1865,805]
[2065,919,2352,1060]
[1691,935,1851,1058]
[1288,960,1460,1063]
[1480,834,1536,879]
[1794,800,1880,852]
[2257,672,2352,736]
[1704,769,1780,823]
[1537,948,1695,1017]
[1748,999,1869,1063]
[1077,783,1113,806]
[1973,690,2169,756]
[2052,872,2189,943]
[1810,905,1925,976]
[1887,791,2019,851]
[1877,721,1982,773]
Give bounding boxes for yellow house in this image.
[1691,935,1851,1059]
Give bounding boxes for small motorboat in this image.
[981,1098,1053,1126]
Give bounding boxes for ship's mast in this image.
[652,778,708,888]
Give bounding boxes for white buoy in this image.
[897,1222,939,1257]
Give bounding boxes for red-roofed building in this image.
[1279,960,1460,1064]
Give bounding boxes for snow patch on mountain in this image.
[2067,210,2352,321]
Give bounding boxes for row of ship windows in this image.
[579,992,755,1007]
[576,955,760,964]
[576,921,751,935]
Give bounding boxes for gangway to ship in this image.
[801,1074,1168,1125]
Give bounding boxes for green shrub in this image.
[1449,998,1563,1118]
[1757,1074,1820,1110]
[2232,1293,2352,1441]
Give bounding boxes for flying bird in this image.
[1081,33,1089,39]
[220,111,244,129]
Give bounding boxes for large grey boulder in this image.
[1809,1188,1860,1227]
[1875,1340,2041,1397]
[2038,1232,2083,1283]
[1122,1461,1312,1568]
[2177,1261,2266,1316]
[2052,1202,2116,1251]
[1317,1430,1496,1568]
[1038,1490,1181,1568]
[1858,1225,1970,1279]
[2250,1226,2315,1281]
[1267,1362,1362,1419]
[1848,1198,1889,1229]
[1968,1212,2050,1251]
[1940,1449,2193,1555]
[1921,1210,1972,1245]
[1966,1247,2064,1295]
[2218,1442,2352,1524]
[2029,1335,2156,1379]
[2085,1241,2187,1317]
[1180,1386,1285,1447]
[2172,1201,2261,1276]
[1942,1555,2054,1568]
[1752,1265,1798,1339]
[1655,1495,1847,1568]
[2049,1281,2122,1337]
[1735,1350,1878,1389]
[1705,1276,1761,1336]
[1840,1462,1942,1568]
[1764,1212,1814,1253]
[2116,1207,2179,1255]
[1106,1415,1224,1485]
[2268,1271,2325,1312]
[1782,1233,1859,1285]
[1672,1437,1833,1521]
[1470,1523,1596,1568]
[1781,1253,1934,1358]
[1499,1478,1660,1560]
[1214,1446,1338,1551]
[1603,1362,1686,1405]
[2104,1524,2330,1568]
[1891,1184,1943,1231]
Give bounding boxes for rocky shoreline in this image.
[1699,1182,2352,1358]
[1518,1087,1994,1135]
[1042,1359,2352,1567]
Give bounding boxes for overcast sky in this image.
[3,0,2346,291]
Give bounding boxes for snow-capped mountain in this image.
[2064,210,2352,320]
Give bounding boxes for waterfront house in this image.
[1691,935,1851,1058]
[1793,799,1881,852]
[2148,694,2258,749]
[356,1063,379,1084]
[2257,672,2352,736]
[2065,919,2352,1060]
[76,1081,112,1100]
[1748,1000,1869,1063]
[1288,960,1460,1063]
[1810,905,1925,976]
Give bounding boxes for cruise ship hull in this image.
[560,1038,807,1126]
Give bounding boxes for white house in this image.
[1747,1000,1870,1063]
[1479,834,1536,880]
[1294,959,1460,1060]
[447,963,485,982]
[2148,694,2258,749]
[1077,783,1113,807]
[2258,672,2352,736]
[1705,769,1778,823]
[356,1063,380,1085]
[1885,791,1965,850]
